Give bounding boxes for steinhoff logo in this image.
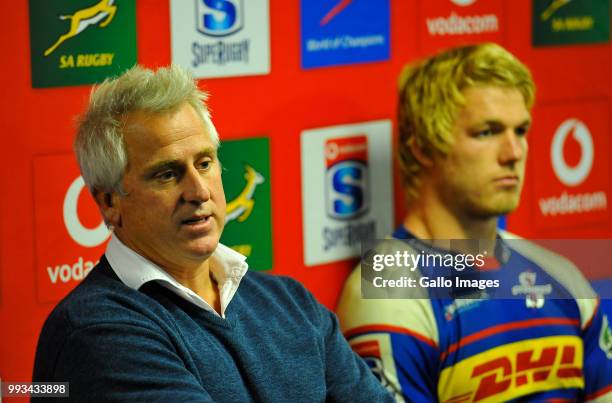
[44,0,117,56]
[541,0,571,21]
[225,164,264,224]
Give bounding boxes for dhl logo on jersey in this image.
[439,336,583,402]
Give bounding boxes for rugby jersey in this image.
[337,227,612,402]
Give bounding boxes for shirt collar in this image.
[105,233,248,318]
[392,224,511,267]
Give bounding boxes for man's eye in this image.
[156,171,177,182]
[199,160,212,170]
[476,128,494,137]
[515,126,529,137]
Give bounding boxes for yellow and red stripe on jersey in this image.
[438,335,583,403]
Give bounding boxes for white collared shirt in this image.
[105,234,248,318]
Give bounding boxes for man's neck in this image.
[113,232,222,313]
[403,198,498,240]
[162,260,222,314]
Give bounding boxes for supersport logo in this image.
[320,0,353,26]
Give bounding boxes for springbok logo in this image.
[541,0,572,21]
[551,118,594,186]
[225,164,264,224]
[63,176,110,247]
[44,0,117,56]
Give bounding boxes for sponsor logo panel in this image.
[419,0,503,51]
[531,102,611,229]
[34,154,110,302]
[218,137,273,271]
[29,0,137,88]
[301,120,393,266]
[300,0,390,69]
[533,0,610,46]
[439,336,584,403]
[170,0,270,78]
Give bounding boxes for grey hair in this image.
[74,64,218,195]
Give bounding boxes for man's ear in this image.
[409,137,434,168]
[93,189,122,228]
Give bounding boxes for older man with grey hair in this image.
[33,64,392,402]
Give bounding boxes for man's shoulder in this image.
[499,230,594,289]
[337,264,439,346]
[45,256,163,332]
[238,271,332,327]
[500,230,599,328]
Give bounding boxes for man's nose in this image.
[499,130,525,164]
[182,167,210,204]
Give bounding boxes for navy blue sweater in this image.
[33,257,391,402]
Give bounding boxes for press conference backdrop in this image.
[1,0,611,385]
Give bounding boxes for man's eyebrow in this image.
[142,160,182,179]
[195,147,217,159]
[480,118,532,127]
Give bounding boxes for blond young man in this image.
[337,44,612,402]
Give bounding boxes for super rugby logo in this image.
[63,176,110,247]
[44,0,117,56]
[196,0,244,37]
[551,118,594,187]
[325,136,370,220]
[225,164,264,224]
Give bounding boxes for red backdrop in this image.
[1,0,610,385]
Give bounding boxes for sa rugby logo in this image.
[29,0,137,87]
[218,137,273,271]
[533,0,610,46]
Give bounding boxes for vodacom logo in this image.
[63,176,110,247]
[551,118,594,186]
[451,0,477,6]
